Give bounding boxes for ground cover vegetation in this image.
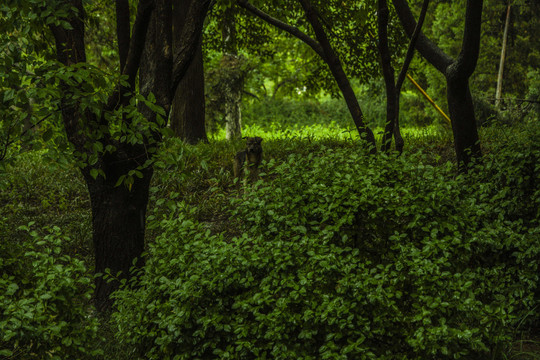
[1,0,540,358]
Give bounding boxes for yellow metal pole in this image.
[406,74,451,124]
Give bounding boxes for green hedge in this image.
[112,126,539,359]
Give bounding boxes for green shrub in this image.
[112,129,540,359]
[0,225,101,359]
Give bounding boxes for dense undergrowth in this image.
[1,119,539,359]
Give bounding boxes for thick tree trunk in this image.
[171,42,207,143]
[85,164,152,312]
[446,75,481,168]
[50,0,210,314]
[170,0,207,143]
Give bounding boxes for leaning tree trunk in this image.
[495,4,511,108]
[237,0,376,150]
[171,0,207,143]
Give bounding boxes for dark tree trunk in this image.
[85,161,152,312]
[446,77,481,168]
[171,43,206,143]
[50,0,211,313]
[392,0,483,169]
[171,0,207,144]
[377,0,397,152]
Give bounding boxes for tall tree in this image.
[48,0,211,311]
[392,0,483,169]
[170,0,208,144]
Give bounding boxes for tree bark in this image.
[392,0,483,169]
[223,55,244,140]
[51,0,211,312]
[87,160,152,312]
[377,0,397,152]
[170,0,207,144]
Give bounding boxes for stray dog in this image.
[234,137,263,186]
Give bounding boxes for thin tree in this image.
[495,3,511,109]
[392,0,483,169]
[378,0,429,153]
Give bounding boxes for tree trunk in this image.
[85,164,152,312]
[50,0,211,314]
[495,4,511,108]
[446,75,481,168]
[392,0,483,169]
[222,9,243,140]
[377,0,397,152]
[170,0,207,143]
[224,70,243,140]
[171,42,207,143]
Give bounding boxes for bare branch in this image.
[396,0,429,93]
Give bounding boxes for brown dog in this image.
[234,137,263,185]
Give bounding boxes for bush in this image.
[112,126,539,359]
[0,225,101,359]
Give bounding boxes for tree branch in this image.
[105,0,154,113]
[122,0,154,89]
[115,0,131,71]
[236,0,325,58]
[391,0,453,73]
[395,0,429,93]
[453,0,483,78]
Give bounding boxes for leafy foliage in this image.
[112,122,540,359]
[0,225,100,359]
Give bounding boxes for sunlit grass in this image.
[208,121,450,148]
